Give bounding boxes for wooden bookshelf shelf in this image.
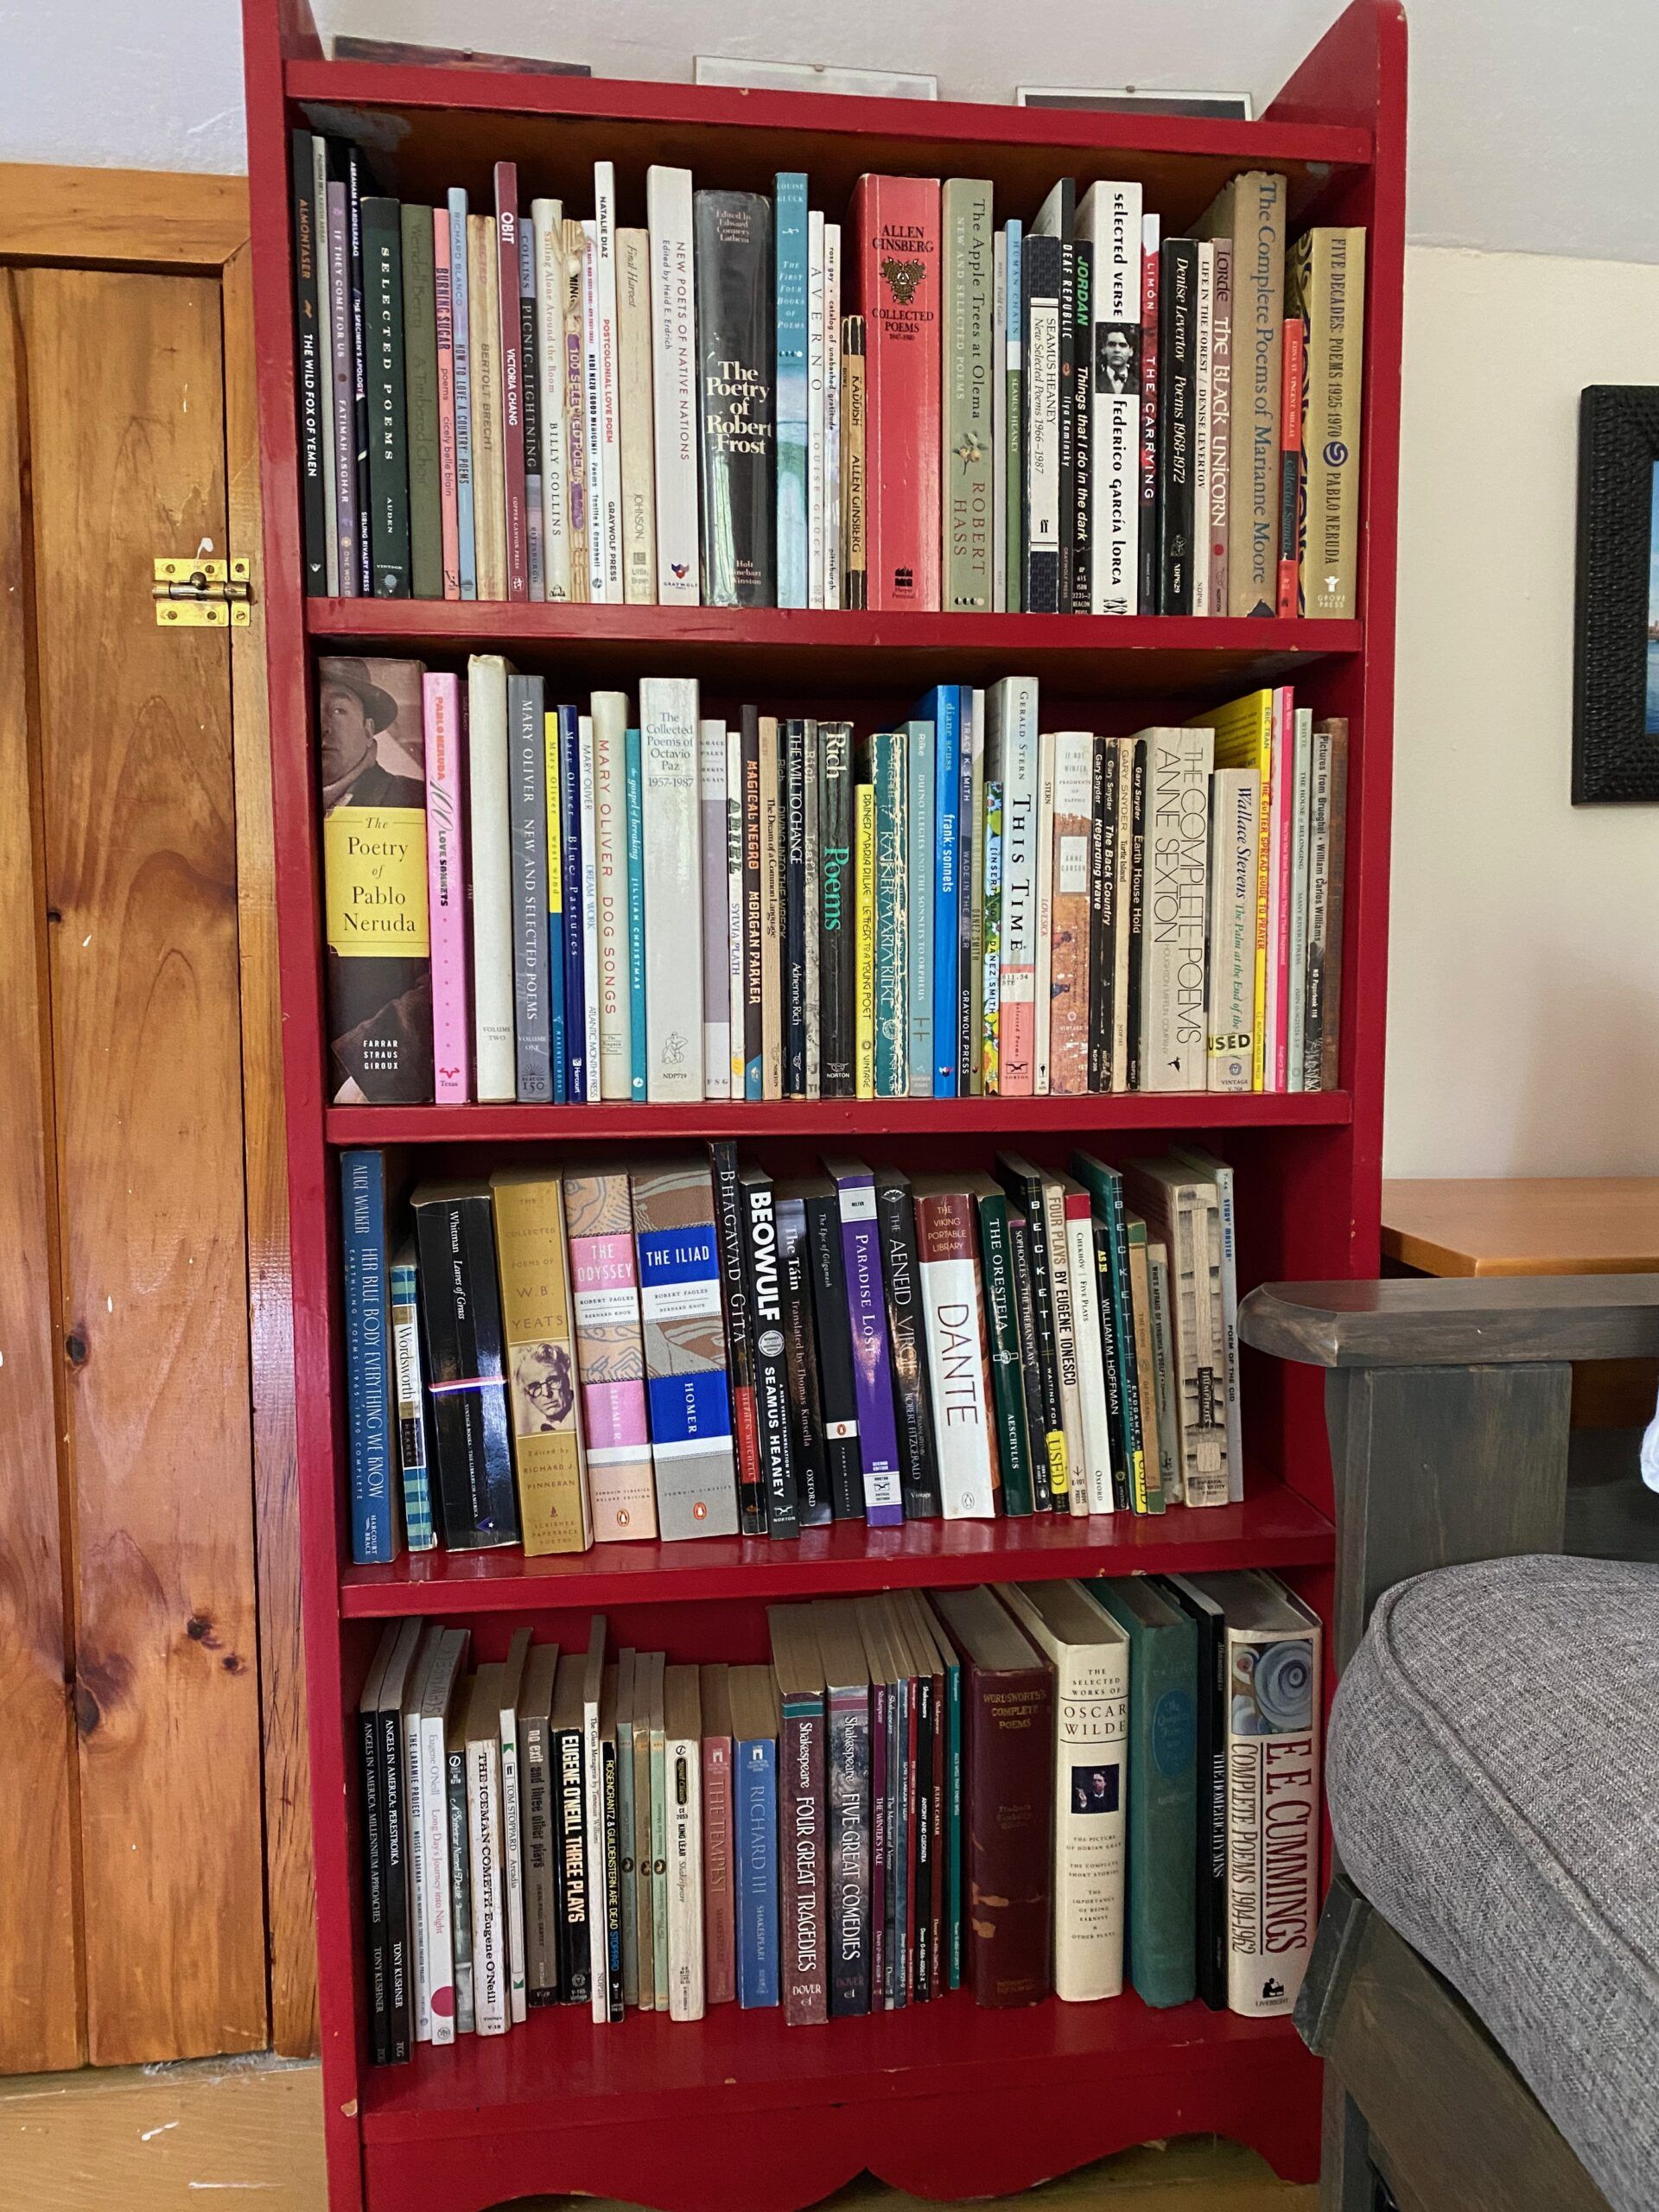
[340,1482,1334,1617]
[243,0,1404,2201]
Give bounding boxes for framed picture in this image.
[1573,385,1659,802]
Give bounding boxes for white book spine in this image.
[1205,768,1259,1094]
[1078,181,1141,614]
[498,1692,528,2025]
[1209,1161,1244,1499]
[1287,710,1314,1094]
[1140,728,1213,1092]
[581,219,607,601]
[593,163,624,601]
[418,1704,455,2047]
[1065,1207,1115,1514]
[988,677,1040,1097]
[823,223,842,613]
[1027,292,1060,574]
[1192,241,1215,618]
[807,209,826,611]
[698,717,731,1096]
[579,714,601,1091]
[531,201,569,603]
[1032,730,1056,1097]
[639,677,705,1099]
[1110,737,1137,1092]
[617,228,658,605]
[519,224,545,601]
[804,722,820,1098]
[916,1202,997,1521]
[404,1694,432,2040]
[467,1732,508,2035]
[583,1693,609,2024]
[312,135,339,598]
[991,229,1007,615]
[726,727,746,1094]
[1226,1618,1321,2018]
[467,657,515,1101]
[593,694,632,1099]
[666,1723,705,2021]
[646,165,699,604]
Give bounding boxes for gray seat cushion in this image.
[1329,1554,1659,2212]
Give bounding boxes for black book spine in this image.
[1055,220,1076,614]
[1091,1221,1132,1511]
[740,1170,798,1537]
[1087,736,1118,1092]
[777,1197,833,1526]
[1020,233,1064,614]
[711,1140,766,1535]
[1162,1583,1227,2007]
[1006,1214,1054,1513]
[1158,237,1198,615]
[741,706,765,1097]
[361,195,410,596]
[997,1163,1065,1507]
[912,1666,934,2003]
[413,1192,519,1548]
[556,1720,592,2007]
[290,130,328,594]
[1071,238,1092,613]
[874,1173,942,1521]
[380,1702,411,2062]
[827,1686,872,2017]
[804,1189,863,1520]
[359,1697,391,2063]
[602,1737,624,2022]
[1138,230,1160,615]
[694,190,775,607]
[1124,738,1147,1091]
[785,719,808,1096]
[817,722,855,1097]
[346,144,372,594]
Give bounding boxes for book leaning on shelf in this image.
[290,127,1362,618]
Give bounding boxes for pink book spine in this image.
[433,210,461,599]
[1269,689,1295,1090]
[424,673,470,1100]
[701,1732,735,2004]
[568,1225,658,1541]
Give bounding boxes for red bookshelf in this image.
[241,2,1404,2204]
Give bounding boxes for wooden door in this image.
[0,264,269,2065]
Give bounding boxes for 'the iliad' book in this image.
[630,1156,741,1539]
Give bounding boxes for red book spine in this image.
[1276,316,1306,618]
[433,209,461,600]
[1137,230,1160,615]
[850,175,940,611]
[701,1728,736,2004]
[962,1657,1053,2008]
[780,1698,829,2024]
[494,161,531,601]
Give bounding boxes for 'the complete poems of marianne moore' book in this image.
[319,657,433,1102]
[630,1156,741,1540]
[849,175,940,610]
[694,191,774,607]
[490,1169,592,1555]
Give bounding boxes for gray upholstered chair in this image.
[1240,1274,1659,2212]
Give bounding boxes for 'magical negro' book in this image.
[694,191,774,607]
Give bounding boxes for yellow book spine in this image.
[1292,227,1365,621]
[854,779,877,1100]
[491,1170,591,1554]
[468,213,508,601]
[545,713,563,921]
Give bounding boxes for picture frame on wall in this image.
[1573,385,1659,803]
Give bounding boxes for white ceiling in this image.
[1,0,1656,264]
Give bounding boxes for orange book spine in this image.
[849,175,941,611]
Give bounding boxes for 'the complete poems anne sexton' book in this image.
[319,656,433,1103]
[849,175,941,610]
[631,1155,741,1540]
[563,1163,658,1541]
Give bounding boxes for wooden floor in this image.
[0,2056,1316,2211]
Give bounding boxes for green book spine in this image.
[871,729,909,1099]
[400,204,442,600]
[1123,1212,1163,1515]
[973,1185,1033,1515]
[361,196,410,596]
[943,180,994,613]
[1070,1153,1145,1511]
[1092,1587,1198,2008]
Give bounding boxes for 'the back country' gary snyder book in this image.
[319,656,434,1102]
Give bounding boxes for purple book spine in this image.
[828,1160,904,1524]
[868,1670,887,2005]
[326,181,359,594]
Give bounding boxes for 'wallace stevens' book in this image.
[319,656,433,1102]
[695,191,774,607]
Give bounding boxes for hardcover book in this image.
[1077,180,1143,613]
[910,1178,998,1521]
[966,1173,1034,1515]
[817,724,856,1097]
[422,673,469,1102]
[695,191,774,606]
[493,167,530,601]
[699,719,731,1096]
[1047,729,1094,1096]
[410,1179,519,1549]
[490,1169,592,1554]
[711,1140,765,1535]
[467,213,508,599]
[400,202,442,600]
[1205,768,1260,1093]
[563,1163,658,1541]
[631,1155,741,1539]
[290,132,328,593]
[942,180,994,611]
[799,1178,863,1522]
[1093,1577,1198,2007]
[849,174,941,609]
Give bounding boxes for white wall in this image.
[1385,245,1659,1177]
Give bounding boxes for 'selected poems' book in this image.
[318,656,432,1103]
[1077,180,1143,613]
[1288,226,1365,620]
[910,1178,998,1520]
[695,191,774,607]
[647,166,699,603]
[639,677,704,1100]
[491,1169,593,1554]
[1000,1581,1128,2004]
[1138,727,1213,1092]
[631,1154,741,1539]
[563,1163,658,1540]
[850,173,941,609]
[359,196,410,598]
[410,1180,519,1549]
[465,654,514,1102]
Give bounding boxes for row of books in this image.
[341,1142,1243,1567]
[289,132,1365,618]
[321,657,1346,1108]
[361,1570,1321,2063]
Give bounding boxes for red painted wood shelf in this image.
[340,1483,1334,1618]
[325,1090,1353,1148]
[244,1,1405,2202]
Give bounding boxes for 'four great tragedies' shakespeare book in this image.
[631,1155,741,1540]
[695,191,774,607]
[410,1180,520,1549]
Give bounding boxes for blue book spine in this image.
[447,189,476,601]
[545,708,567,1103]
[956,690,975,1087]
[557,704,588,1101]
[906,720,934,1097]
[830,1162,905,1525]
[924,685,962,1096]
[774,172,810,611]
[736,1732,780,2007]
[340,1149,399,1564]
[625,728,649,1103]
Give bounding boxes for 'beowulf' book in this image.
[631,1155,741,1540]
[695,191,774,607]
[319,656,432,1103]
[738,1166,799,1538]
[664,1664,705,2020]
[491,1169,592,1555]
[563,1164,658,1541]
[849,174,941,610]
[410,1180,519,1550]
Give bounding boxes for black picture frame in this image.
[1573,385,1659,803]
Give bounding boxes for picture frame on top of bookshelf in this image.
[241,0,1405,2207]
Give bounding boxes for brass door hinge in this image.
[153,556,253,627]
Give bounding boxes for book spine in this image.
[1276,313,1305,618]
[593,164,624,601]
[1124,1224,1165,1512]
[1158,238,1197,613]
[1225,1622,1320,2017]
[823,227,842,611]
[390,1257,435,1551]
[1090,1221,1130,1510]
[1031,735,1056,1098]
[647,167,699,604]
[710,1140,765,1536]
[457,662,508,1100]
[1020,231,1063,613]
[779,1692,828,2024]
[1293,227,1364,619]
[1046,1636,1127,2001]
[446,1733,476,2031]
[639,677,704,1101]
[834,1169,903,1524]
[531,202,569,601]
[519,225,543,598]
[871,731,909,1099]
[632,1161,741,1541]
[1208,237,1231,613]
[741,1176,799,1538]
[726,729,746,1096]
[702,1726,736,2005]
[382,1700,412,2056]
[467,1729,506,2035]
[817,725,855,1097]
[980,779,1002,1093]
[1319,721,1349,1093]
[346,149,372,594]
[741,709,764,1099]
[509,677,552,1101]
[876,1177,942,1521]
[1005,1215,1054,1513]
[1286,715,1313,1091]
[1041,1177,1082,1510]
[602,1733,624,2020]
[826,1685,871,2016]
[906,721,933,1099]
[1088,185,1142,615]
[325,184,359,594]
[699,720,731,1096]
[974,1188,1032,1514]
[695,191,774,607]
[580,718,601,1092]
[1086,739,1116,1090]
[650,1707,669,2007]
[1071,238,1091,612]
[991,681,1039,1096]
[992,229,1007,612]
[667,1715,703,2020]
[925,692,958,1097]
[1004,221,1023,612]
[563,221,590,601]
[613,227,657,607]
[942,180,993,613]
[290,134,327,593]
[499,1689,528,2024]
[785,720,809,1096]
[1048,732,1093,1095]
[759,718,784,1100]
[468,214,507,600]
[1225,175,1287,616]
[340,1152,397,1564]
[1141,729,1212,1092]
[963,1660,1053,2007]
[1191,240,1214,617]
[553,706,585,1101]
[422,674,470,1103]
[1268,696,1294,1090]
[579,219,606,601]
[868,1668,888,2002]
[494,168,530,601]
[737,1734,780,2008]
[524,1708,558,2005]
[310,139,340,596]
[804,1190,862,1522]
[632,1685,655,2012]
[1206,768,1258,1092]
[1064,1201,1114,1513]
[852,175,941,609]
[591,698,631,1101]
[555,1722,591,2008]
[958,694,979,1091]
[1123,1612,1197,2009]
[774,171,810,609]
[401,206,442,601]
[840,315,866,607]
[776,1198,831,1525]
[804,720,821,1099]
[1136,214,1160,613]
[447,191,476,597]
[1123,739,1147,1091]
[566,1178,657,1543]
[851,780,877,1099]
[914,1190,998,1519]
[359,1697,389,2063]
[807,209,826,608]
